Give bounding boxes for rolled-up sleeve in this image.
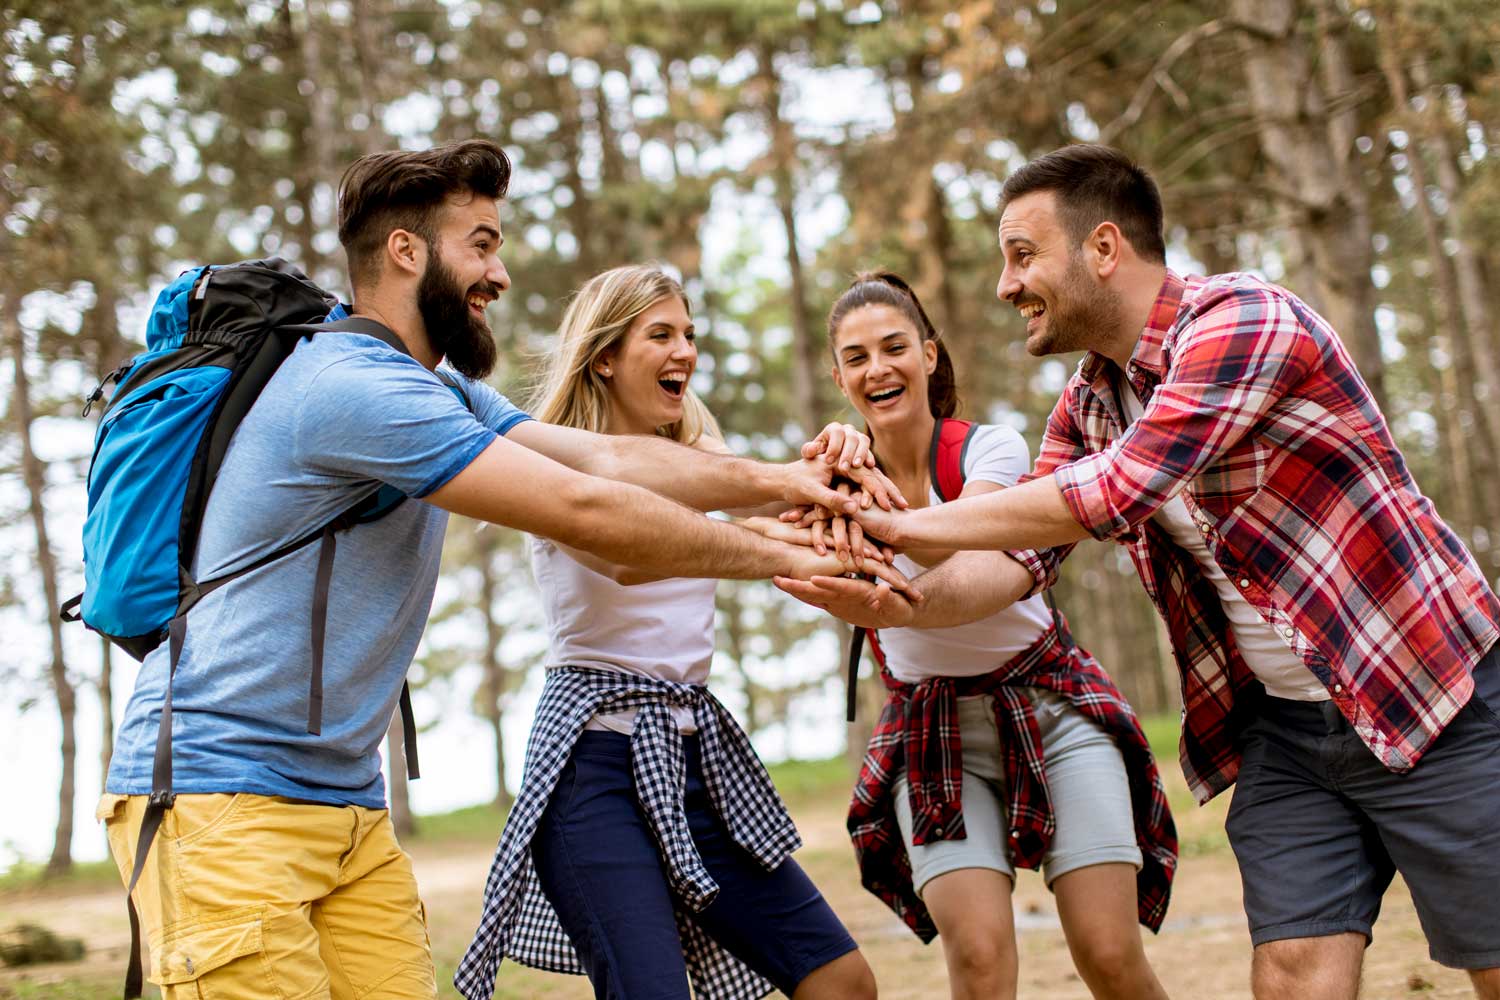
[1053,287,1317,542]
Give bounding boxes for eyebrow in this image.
[469,224,502,244]
[1002,234,1036,248]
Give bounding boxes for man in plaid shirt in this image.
[781,144,1500,999]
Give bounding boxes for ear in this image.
[387,228,425,278]
[923,338,938,375]
[1088,221,1123,279]
[830,362,847,397]
[593,352,614,378]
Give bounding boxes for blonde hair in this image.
[530,264,722,444]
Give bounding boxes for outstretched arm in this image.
[505,419,904,514]
[776,549,1034,630]
[426,434,916,591]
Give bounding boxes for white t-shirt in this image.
[531,535,718,732]
[1119,385,1327,701]
[877,424,1057,684]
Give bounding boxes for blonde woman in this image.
[459,265,883,1000]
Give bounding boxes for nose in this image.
[997,264,1020,303]
[671,334,696,363]
[488,256,511,293]
[866,350,891,379]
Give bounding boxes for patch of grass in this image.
[1140,711,1181,764]
[0,859,120,896]
[410,802,509,844]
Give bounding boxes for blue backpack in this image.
[62,257,432,998]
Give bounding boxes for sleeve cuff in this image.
[1007,548,1053,598]
[1054,454,1131,541]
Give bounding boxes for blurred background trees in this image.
[3,0,1497,870]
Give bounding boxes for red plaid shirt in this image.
[1014,270,1500,803]
[847,622,1177,941]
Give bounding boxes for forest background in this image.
[3,0,1498,878]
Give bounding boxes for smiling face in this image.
[830,303,938,433]
[416,191,512,379]
[594,294,697,435]
[996,190,1122,357]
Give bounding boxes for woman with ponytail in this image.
[459,264,881,1000]
[816,272,1177,1000]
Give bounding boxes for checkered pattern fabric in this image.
[847,623,1177,942]
[454,666,800,1000]
[1011,270,1500,802]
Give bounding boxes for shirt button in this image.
[1010,829,1020,839]
[1238,578,1250,588]
[1333,683,1343,694]
[932,826,943,836]
[1282,627,1295,639]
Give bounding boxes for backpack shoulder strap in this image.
[929,418,977,503]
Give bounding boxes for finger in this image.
[801,439,821,460]
[772,576,830,609]
[864,557,920,599]
[848,430,871,471]
[822,423,844,464]
[881,544,896,564]
[836,425,861,472]
[861,489,873,510]
[830,514,850,565]
[810,517,828,556]
[780,505,810,523]
[849,518,865,560]
[850,466,895,511]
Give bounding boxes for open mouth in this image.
[467,293,492,315]
[658,372,687,397]
[866,385,905,407]
[1018,301,1046,323]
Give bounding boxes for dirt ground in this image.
[0,776,1480,1000]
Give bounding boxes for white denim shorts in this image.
[892,691,1142,896]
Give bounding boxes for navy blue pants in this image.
[531,731,857,999]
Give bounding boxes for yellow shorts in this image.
[98,792,436,999]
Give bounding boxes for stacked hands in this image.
[740,422,922,627]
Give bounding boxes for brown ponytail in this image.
[826,270,961,419]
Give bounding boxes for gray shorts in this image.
[1226,644,1500,969]
[892,691,1142,896]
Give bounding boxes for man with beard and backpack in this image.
[95,138,913,999]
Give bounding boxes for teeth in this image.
[868,386,902,401]
[659,372,687,383]
[1018,302,1045,319]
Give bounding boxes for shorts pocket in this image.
[149,905,268,991]
[165,794,245,847]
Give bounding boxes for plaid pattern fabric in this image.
[454,666,801,1000]
[848,623,1177,942]
[1011,270,1500,803]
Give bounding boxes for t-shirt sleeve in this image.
[442,367,534,436]
[294,352,499,498]
[961,424,1033,489]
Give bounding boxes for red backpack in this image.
[843,418,1066,720]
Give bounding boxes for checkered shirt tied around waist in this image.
[1010,270,1500,803]
[848,622,1178,942]
[454,666,801,1000]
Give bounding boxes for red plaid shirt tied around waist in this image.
[1012,270,1500,803]
[847,623,1177,942]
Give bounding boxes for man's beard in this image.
[1028,252,1123,357]
[417,250,499,381]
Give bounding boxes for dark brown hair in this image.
[337,139,513,288]
[1000,143,1166,264]
[826,270,960,419]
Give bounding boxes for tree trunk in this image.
[5,291,76,875]
[280,0,330,282]
[761,52,823,437]
[1411,61,1500,480]
[1375,45,1496,544]
[477,533,511,811]
[1231,0,1387,410]
[387,717,415,838]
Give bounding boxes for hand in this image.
[741,515,890,565]
[783,546,921,601]
[773,574,918,629]
[802,422,876,475]
[783,498,906,550]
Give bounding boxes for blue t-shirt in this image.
[107,328,531,806]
